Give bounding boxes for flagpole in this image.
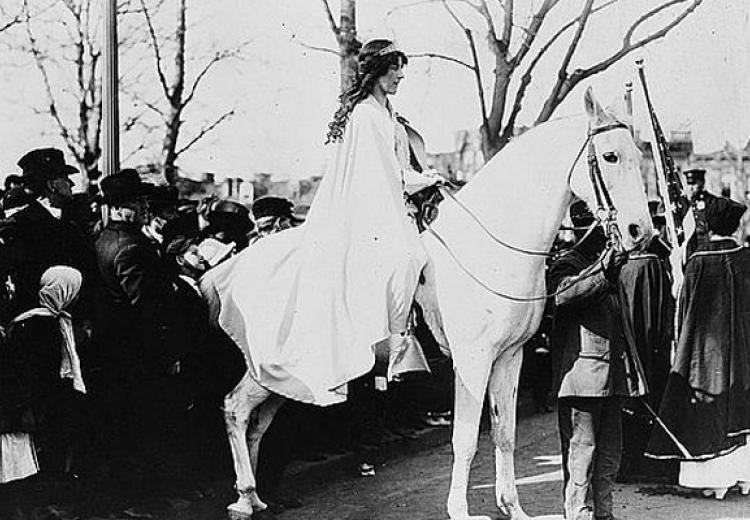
[101,0,119,224]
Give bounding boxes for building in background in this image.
[427,129,485,183]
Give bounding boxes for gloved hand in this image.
[601,247,628,283]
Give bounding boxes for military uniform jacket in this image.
[686,190,717,256]
[548,249,634,399]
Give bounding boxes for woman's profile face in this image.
[375,60,405,96]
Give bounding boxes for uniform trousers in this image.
[558,396,622,520]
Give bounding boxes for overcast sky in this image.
[1,0,748,182]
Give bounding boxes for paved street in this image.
[5,406,750,520]
[266,410,750,520]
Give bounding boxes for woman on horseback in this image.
[202,39,441,406]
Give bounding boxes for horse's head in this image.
[569,87,652,250]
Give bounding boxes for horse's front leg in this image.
[487,347,530,520]
[224,372,272,519]
[447,367,492,520]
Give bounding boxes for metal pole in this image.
[101,0,119,224]
[102,0,119,177]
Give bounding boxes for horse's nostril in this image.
[628,224,642,240]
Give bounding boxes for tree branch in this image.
[408,52,474,70]
[441,0,469,32]
[0,14,21,33]
[623,0,686,45]
[290,34,339,56]
[181,50,234,109]
[321,0,339,36]
[502,0,619,142]
[175,109,235,156]
[439,0,488,132]
[22,0,75,153]
[474,0,501,54]
[537,0,702,124]
[500,0,513,47]
[573,0,703,89]
[510,0,561,66]
[139,0,170,98]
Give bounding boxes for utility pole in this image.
[102,0,120,179]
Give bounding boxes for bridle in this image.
[425,121,631,302]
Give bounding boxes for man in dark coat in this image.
[94,169,181,460]
[548,201,639,520]
[646,196,750,462]
[0,148,96,323]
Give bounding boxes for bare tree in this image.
[293,0,361,91]
[321,0,361,90]
[20,0,103,181]
[133,0,246,184]
[401,0,703,160]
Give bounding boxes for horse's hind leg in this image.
[247,394,285,497]
[447,367,491,520]
[224,371,272,519]
[487,347,529,520]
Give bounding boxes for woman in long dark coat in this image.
[646,197,750,498]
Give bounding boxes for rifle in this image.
[636,59,693,297]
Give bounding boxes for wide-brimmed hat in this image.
[17,148,78,185]
[100,169,153,205]
[252,196,305,224]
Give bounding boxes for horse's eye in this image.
[602,152,619,163]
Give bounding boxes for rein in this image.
[426,121,629,302]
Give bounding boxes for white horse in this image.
[215,86,652,520]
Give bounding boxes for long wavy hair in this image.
[325,39,408,144]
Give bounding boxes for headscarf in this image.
[11,266,85,393]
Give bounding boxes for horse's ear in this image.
[583,86,608,125]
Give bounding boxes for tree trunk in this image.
[338,0,360,91]
[162,0,187,184]
[481,57,514,160]
[161,107,182,184]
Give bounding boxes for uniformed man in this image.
[548,201,641,520]
[684,168,716,254]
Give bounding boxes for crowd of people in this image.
[1,36,749,520]
[0,147,455,519]
[545,167,750,520]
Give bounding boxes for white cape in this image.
[201,96,428,405]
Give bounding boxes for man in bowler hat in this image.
[0,148,95,321]
[94,169,183,467]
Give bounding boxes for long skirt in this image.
[679,434,750,491]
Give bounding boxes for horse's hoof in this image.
[227,502,254,520]
[704,487,728,500]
